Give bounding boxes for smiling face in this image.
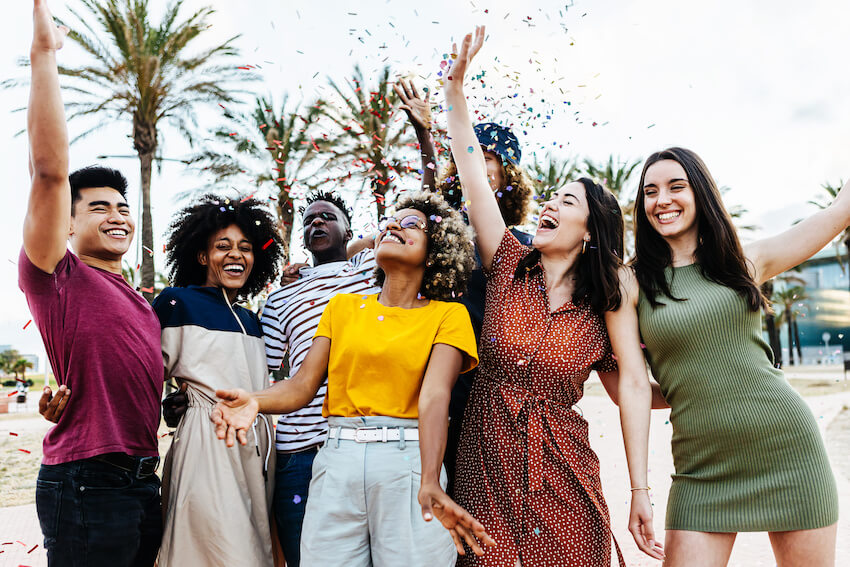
[301,200,351,264]
[69,186,135,260]
[532,181,591,255]
[375,207,428,273]
[198,224,254,294]
[641,159,698,243]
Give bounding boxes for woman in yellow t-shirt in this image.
[211,191,495,566]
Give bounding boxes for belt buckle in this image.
[354,427,377,443]
[136,456,160,478]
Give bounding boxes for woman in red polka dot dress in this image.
[444,27,664,566]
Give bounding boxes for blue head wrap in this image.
[473,122,521,166]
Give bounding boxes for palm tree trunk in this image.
[274,187,292,262]
[138,149,155,303]
[786,313,796,365]
[792,317,803,362]
[761,281,782,367]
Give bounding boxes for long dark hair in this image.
[633,147,766,311]
[515,178,624,313]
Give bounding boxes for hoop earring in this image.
[581,240,587,255]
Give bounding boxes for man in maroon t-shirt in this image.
[19,2,163,566]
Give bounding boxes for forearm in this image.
[254,373,321,415]
[418,387,451,485]
[618,377,652,488]
[414,124,437,191]
[346,234,374,258]
[28,48,68,180]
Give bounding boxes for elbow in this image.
[30,164,68,185]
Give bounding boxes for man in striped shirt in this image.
[260,191,378,566]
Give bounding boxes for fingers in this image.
[392,83,407,104]
[456,523,485,556]
[447,528,465,555]
[178,382,188,393]
[215,388,240,401]
[225,424,237,447]
[236,427,249,446]
[410,81,421,100]
[38,386,52,415]
[420,500,434,522]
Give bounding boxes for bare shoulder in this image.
[616,265,640,306]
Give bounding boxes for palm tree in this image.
[807,180,849,273]
[12,358,34,383]
[189,95,328,260]
[773,283,808,366]
[0,349,20,376]
[52,0,251,301]
[761,279,782,367]
[529,153,577,201]
[319,64,415,218]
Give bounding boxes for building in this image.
[774,246,850,365]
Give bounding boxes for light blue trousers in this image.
[300,416,457,567]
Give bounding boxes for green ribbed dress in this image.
[638,264,838,532]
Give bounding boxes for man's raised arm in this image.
[24,0,71,274]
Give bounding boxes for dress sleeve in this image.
[483,228,532,295]
[433,303,479,373]
[591,329,619,373]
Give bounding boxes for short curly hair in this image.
[374,191,474,301]
[298,190,352,227]
[436,159,534,226]
[164,194,284,300]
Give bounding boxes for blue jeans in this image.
[273,446,318,567]
[35,459,162,567]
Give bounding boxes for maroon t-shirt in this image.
[18,248,162,464]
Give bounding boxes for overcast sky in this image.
[1,0,848,360]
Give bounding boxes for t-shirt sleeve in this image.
[260,297,287,371]
[349,249,373,269]
[18,247,73,296]
[314,295,337,340]
[433,303,479,374]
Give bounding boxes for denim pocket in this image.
[35,479,63,542]
[78,464,133,491]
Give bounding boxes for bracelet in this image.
[630,486,650,491]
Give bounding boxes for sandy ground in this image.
[1,370,848,566]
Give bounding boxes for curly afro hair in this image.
[164,194,284,300]
[436,159,534,227]
[374,191,475,301]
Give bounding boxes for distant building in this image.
[775,246,850,364]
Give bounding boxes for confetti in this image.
[9,432,18,436]
[141,287,154,294]
[467,146,474,153]
[23,319,32,330]
[262,239,274,250]
[293,494,302,504]
[18,449,31,454]
[377,315,384,321]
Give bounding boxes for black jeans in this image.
[35,458,162,567]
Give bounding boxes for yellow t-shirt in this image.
[314,293,479,418]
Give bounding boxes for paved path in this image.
[1,382,848,566]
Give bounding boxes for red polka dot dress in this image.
[455,230,624,567]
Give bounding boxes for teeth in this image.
[658,212,680,221]
[223,264,244,273]
[539,214,558,229]
[106,229,128,236]
[383,233,404,244]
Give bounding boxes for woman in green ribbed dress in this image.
[606,147,848,566]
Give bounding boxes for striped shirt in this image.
[261,249,379,452]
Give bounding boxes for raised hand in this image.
[418,481,496,556]
[32,0,68,53]
[394,79,432,131]
[628,490,665,560]
[446,25,485,88]
[211,388,259,447]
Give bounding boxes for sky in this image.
[1,0,849,362]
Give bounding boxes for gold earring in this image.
[581,240,587,254]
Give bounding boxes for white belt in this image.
[328,426,419,443]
